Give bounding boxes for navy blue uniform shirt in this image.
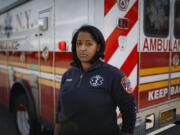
[56,60,136,135]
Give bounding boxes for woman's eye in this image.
[86,42,92,47]
[76,42,82,47]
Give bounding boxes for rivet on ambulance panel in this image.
[58,41,67,51]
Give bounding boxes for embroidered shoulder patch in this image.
[121,77,133,94]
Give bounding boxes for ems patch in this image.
[90,75,104,87]
[121,77,133,94]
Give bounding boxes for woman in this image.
[54,25,136,135]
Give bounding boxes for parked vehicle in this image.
[0,0,179,134]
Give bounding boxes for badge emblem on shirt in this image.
[90,75,104,87]
[121,77,133,94]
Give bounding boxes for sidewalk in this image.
[0,103,180,135]
[158,122,180,135]
[0,104,17,135]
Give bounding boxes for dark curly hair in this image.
[71,25,105,65]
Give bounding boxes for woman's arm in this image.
[111,74,136,134]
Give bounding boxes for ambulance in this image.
[0,0,180,134]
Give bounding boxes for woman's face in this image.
[76,32,99,63]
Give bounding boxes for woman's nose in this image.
[80,44,86,50]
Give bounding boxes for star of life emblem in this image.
[117,0,129,11]
[121,77,133,93]
[90,75,104,87]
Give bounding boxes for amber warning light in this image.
[58,41,67,50]
[117,18,129,29]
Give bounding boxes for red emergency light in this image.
[58,41,67,51]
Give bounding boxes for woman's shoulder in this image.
[102,63,125,78]
[62,66,79,77]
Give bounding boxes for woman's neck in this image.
[81,62,92,71]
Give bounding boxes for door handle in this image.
[42,46,49,61]
[35,33,43,37]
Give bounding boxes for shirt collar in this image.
[71,59,104,72]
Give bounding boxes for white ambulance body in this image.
[0,0,179,134]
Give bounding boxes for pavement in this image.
[0,104,17,135]
[0,103,180,135]
[157,122,180,135]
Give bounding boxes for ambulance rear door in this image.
[169,0,180,100]
[139,0,171,109]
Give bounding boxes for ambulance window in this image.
[174,0,180,39]
[144,0,170,37]
[0,0,30,14]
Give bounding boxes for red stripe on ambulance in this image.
[104,0,138,63]
[120,44,137,76]
[104,0,116,16]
